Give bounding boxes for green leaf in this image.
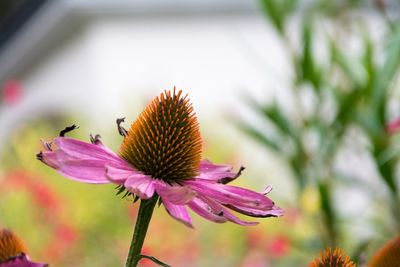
[298,19,322,90]
[263,102,297,138]
[259,0,297,34]
[333,87,362,127]
[318,181,337,246]
[330,40,363,87]
[351,239,371,265]
[236,122,282,152]
[372,22,400,123]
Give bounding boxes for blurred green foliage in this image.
[239,0,400,264]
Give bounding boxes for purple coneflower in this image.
[0,229,48,267]
[37,89,282,266]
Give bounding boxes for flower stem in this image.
[126,195,158,267]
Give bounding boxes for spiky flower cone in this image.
[309,247,356,267]
[0,229,28,263]
[120,90,202,183]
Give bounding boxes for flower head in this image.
[309,247,355,267]
[0,229,47,267]
[369,236,400,267]
[120,90,201,183]
[37,89,283,227]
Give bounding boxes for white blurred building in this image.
[0,0,290,146]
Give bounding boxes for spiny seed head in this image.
[309,247,355,267]
[0,229,28,263]
[120,89,202,183]
[369,236,400,267]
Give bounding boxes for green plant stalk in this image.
[126,195,159,267]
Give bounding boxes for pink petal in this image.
[224,203,284,218]
[196,160,236,181]
[57,159,113,184]
[198,195,258,225]
[39,137,129,184]
[155,182,196,205]
[55,137,120,162]
[162,200,193,228]
[1,254,48,267]
[186,179,275,209]
[39,151,59,169]
[221,207,259,226]
[187,197,227,224]
[188,196,258,226]
[124,175,156,199]
[105,164,143,184]
[261,185,273,195]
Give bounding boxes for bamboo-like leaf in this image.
[259,0,297,34]
[318,181,337,246]
[330,40,363,87]
[243,95,296,139]
[299,19,322,90]
[372,22,400,123]
[263,102,298,139]
[236,122,282,152]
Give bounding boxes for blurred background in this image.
[0,0,400,266]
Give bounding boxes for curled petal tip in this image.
[261,185,273,195]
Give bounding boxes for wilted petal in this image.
[196,160,236,182]
[124,175,156,199]
[39,151,59,169]
[162,200,193,228]
[1,254,48,267]
[56,159,112,184]
[155,182,196,205]
[55,137,121,162]
[39,137,128,184]
[224,203,284,218]
[261,185,273,195]
[188,196,258,226]
[105,163,142,184]
[187,197,227,224]
[221,207,259,226]
[186,180,276,209]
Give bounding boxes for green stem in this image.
[126,195,158,267]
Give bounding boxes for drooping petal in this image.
[219,207,259,226]
[155,182,196,205]
[55,137,121,163]
[186,179,276,210]
[187,197,227,224]
[124,175,156,199]
[188,196,258,226]
[196,160,236,182]
[224,203,284,218]
[162,200,193,228]
[105,164,143,184]
[56,158,112,183]
[39,151,59,169]
[1,254,48,267]
[39,137,129,184]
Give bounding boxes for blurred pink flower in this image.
[1,171,79,262]
[2,80,22,105]
[387,117,400,134]
[45,225,78,261]
[38,90,283,227]
[266,235,290,257]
